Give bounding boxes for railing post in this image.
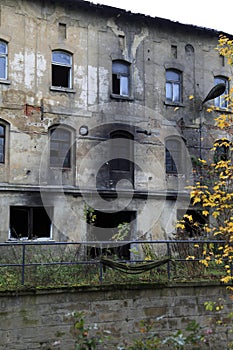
[21,244,26,286]
[99,261,103,284]
[166,242,171,280]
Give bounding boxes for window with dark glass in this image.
[50,127,71,168]
[10,206,52,240]
[214,76,229,109]
[0,40,7,80]
[166,139,182,174]
[166,69,182,103]
[0,124,5,163]
[52,50,72,88]
[112,60,130,97]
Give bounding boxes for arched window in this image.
[112,60,130,97]
[52,50,72,88]
[109,130,134,187]
[166,69,182,103]
[0,40,8,80]
[49,126,72,168]
[165,138,183,174]
[214,139,230,163]
[214,76,229,109]
[0,123,5,163]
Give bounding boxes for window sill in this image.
[213,107,233,114]
[50,86,76,93]
[7,238,53,242]
[0,79,11,85]
[50,167,71,171]
[164,101,185,107]
[110,93,134,101]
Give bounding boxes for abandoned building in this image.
[0,0,232,244]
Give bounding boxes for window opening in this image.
[0,40,7,80]
[109,131,134,188]
[52,50,72,88]
[112,60,130,97]
[50,127,71,168]
[166,139,181,174]
[214,76,228,109]
[0,124,5,163]
[10,207,52,240]
[166,69,182,103]
[214,139,230,163]
[87,210,136,260]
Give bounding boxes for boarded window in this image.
[50,127,71,168]
[0,124,5,163]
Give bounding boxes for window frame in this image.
[112,60,131,98]
[165,69,182,103]
[9,206,53,241]
[51,50,73,90]
[0,40,8,81]
[214,76,229,109]
[49,126,73,169]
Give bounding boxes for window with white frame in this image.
[10,206,53,240]
[112,60,130,97]
[52,50,72,88]
[214,76,229,109]
[166,69,182,103]
[50,126,72,168]
[0,40,8,80]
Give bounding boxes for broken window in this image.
[0,124,5,163]
[214,76,228,109]
[166,69,182,103]
[50,127,72,168]
[10,207,53,240]
[112,60,130,97]
[0,40,7,80]
[52,50,72,88]
[87,210,136,259]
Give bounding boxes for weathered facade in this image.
[0,0,232,244]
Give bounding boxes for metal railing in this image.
[0,239,231,286]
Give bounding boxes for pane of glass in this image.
[112,62,129,74]
[120,76,129,96]
[0,57,6,79]
[0,125,5,136]
[0,42,7,54]
[166,83,172,100]
[52,51,71,65]
[173,83,180,101]
[166,70,180,81]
